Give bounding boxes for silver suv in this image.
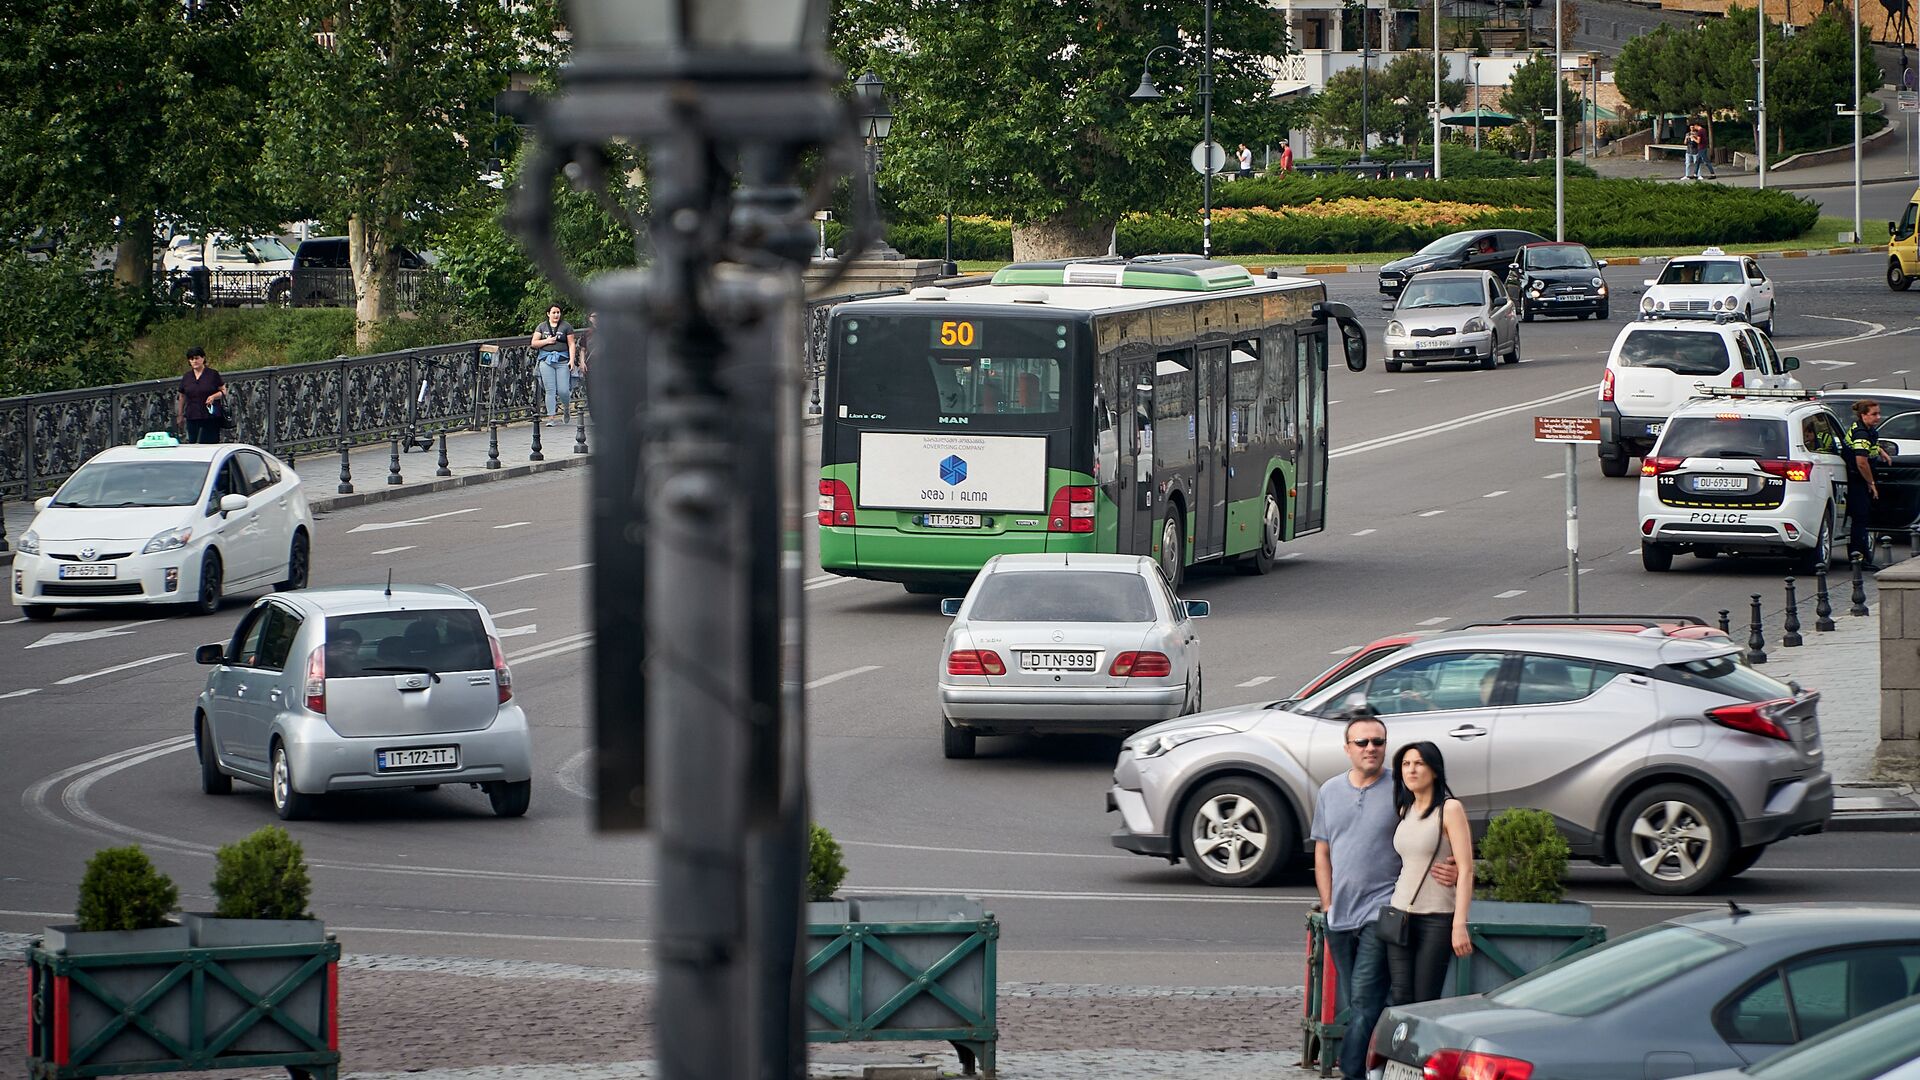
[193,584,534,819]
[1107,629,1832,895]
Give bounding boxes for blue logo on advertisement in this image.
[939,455,968,486]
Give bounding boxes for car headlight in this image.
[17,530,39,555]
[1387,320,1405,337]
[1596,283,1609,295]
[1128,724,1236,760]
[1463,317,1489,334]
[142,526,193,554]
[1527,280,1544,294]
[1640,296,1655,311]
[1726,295,1740,311]
[1591,277,1605,288]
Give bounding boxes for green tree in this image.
[1500,51,1560,158]
[831,1,1293,259]
[1313,53,1464,151]
[251,0,548,348]
[1768,9,1881,153]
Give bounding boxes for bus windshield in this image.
[834,314,1074,427]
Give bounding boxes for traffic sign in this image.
[1534,416,1601,443]
[1190,141,1230,175]
[1899,91,1918,113]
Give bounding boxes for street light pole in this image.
[1756,3,1768,188]
[1360,0,1372,163]
[1852,0,1863,242]
[1473,60,1481,151]
[1203,0,1215,257]
[1433,0,1443,180]
[1554,0,1565,241]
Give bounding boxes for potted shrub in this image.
[1446,808,1604,996]
[44,844,186,954]
[182,824,324,947]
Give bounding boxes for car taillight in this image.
[1708,697,1795,741]
[1048,485,1096,533]
[1730,370,1745,390]
[947,650,1005,676]
[304,646,326,713]
[1641,457,1683,476]
[1422,1049,1534,1080]
[818,478,856,527]
[1757,459,1812,481]
[490,635,513,704]
[1109,651,1172,678]
[1599,368,1614,402]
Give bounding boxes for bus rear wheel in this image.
[1158,511,1186,592]
[1237,486,1283,576]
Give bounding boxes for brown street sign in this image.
[1534,416,1601,443]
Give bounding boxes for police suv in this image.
[1637,387,1850,573]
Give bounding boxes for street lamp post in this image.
[1554,0,1565,241]
[1851,0,1863,242]
[1755,2,1768,188]
[853,72,902,259]
[1360,0,1373,163]
[1432,0,1443,180]
[1130,0,1218,258]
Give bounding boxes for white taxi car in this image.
[1639,249,1777,333]
[12,433,313,619]
[1637,389,1849,573]
[1598,315,1801,477]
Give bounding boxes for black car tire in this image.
[1612,783,1736,895]
[1520,299,1534,323]
[1890,259,1914,292]
[1795,513,1834,575]
[197,717,232,796]
[191,551,223,616]
[1642,542,1675,572]
[942,717,977,760]
[271,742,318,821]
[1179,777,1295,887]
[487,780,532,818]
[1600,451,1630,478]
[22,604,55,621]
[1597,303,1610,320]
[1479,348,1496,370]
[1505,338,1520,364]
[275,530,310,592]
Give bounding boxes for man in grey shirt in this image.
[1312,711,1455,1080]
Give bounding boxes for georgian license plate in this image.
[1384,1061,1424,1080]
[57,564,117,579]
[1645,422,1666,437]
[376,746,459,771]
[1023,651,1097,672]
[1413,338,1441,350]
[1693,475,1747,491]
[925,514,980,529]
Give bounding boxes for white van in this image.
[1597,315,1801,477]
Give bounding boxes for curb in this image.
[1826,810,1920,833]
[308,454,590,515]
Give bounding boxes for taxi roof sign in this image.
[136,431,181,448]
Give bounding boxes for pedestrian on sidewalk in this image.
[1683,121,1715,180]
[1237,143,1254,179]
[175,346,227,445]
[531,303,576,427]
[1383,742,1474,1008]
[569,311,595,412]
[1845,399,1892,566]
[1312,710,1457,1080]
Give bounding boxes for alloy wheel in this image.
[1189,793,1269,878]
[1628,798,1715,883]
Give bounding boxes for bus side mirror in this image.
[1340,322,1367,372]
[940,598,963,617]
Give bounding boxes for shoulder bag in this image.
[1375,820,1443,948]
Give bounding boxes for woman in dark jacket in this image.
[176,346,227,444]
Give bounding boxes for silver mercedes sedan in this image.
[937,553,1208,759]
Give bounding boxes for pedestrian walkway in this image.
[1589,89,1919,191]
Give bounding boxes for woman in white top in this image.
[1385,740,1475,1005]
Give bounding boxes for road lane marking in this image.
[1484,490,1508,498]
[370,546,414,555]
[1496,589,1527,599]
[1236,676,1277,687]
[1328,400,1342,405]
[55,653,182,685]
[493,521,532,530]
[1,617,26,625]
[465,572,548,591]
[1418,510,1445,517]
[1862,378,1880,383]
[346,507,481,534]
[1543,472,1565,479]
[806,665,881,690]
[805,574,836,585]
[26,618,166,650]
[491,608,536,619]
[1331,384,1596,458]
[1352,529,1377,537]
[1417,617,1450,626]
[0,688,42,700]
[1374,387,1397,394]
[1279,552,1303,561]
[805,576,853,591]
[508,631,593,665]
[554,562,593,572]
[495,625,539,638]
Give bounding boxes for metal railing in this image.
[161,267,448,309]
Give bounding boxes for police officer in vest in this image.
[1845,399,1892,566]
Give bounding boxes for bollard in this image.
[574,408,588,455]
[1814,568,1836,631]
[1850,560,1870,617]
[388,435,403,485]
[529,407,545,462]
[1747,594,1768,664]
[436,431,452,477]
[1911,530,1920,561]
[0,488,10,554]
[337,439,354,495]
[486,423,502,470]
[1781,578,1802,647]
[1717,609,1731,635]
[1880,535,1894,569]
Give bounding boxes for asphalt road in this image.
[4,254,1919,988]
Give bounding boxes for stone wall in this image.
[1876,559,1920,781]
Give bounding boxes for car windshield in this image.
[50,460,209,508]
[1398,280,1485,309]
[1411,234,1472,258]
[1653,654,1796,703]
[1745,1000,1920,1080]
[324,610,492,677]
[1617,330,1731,375]
[1488,923,1742,1016]
[1659,260,1744,286]
[968,570,1156,623]
[248,237,295,261]
[1527,246,1595,270]
[1657,416,1789,460]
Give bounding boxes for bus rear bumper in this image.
[819,525,1096,583]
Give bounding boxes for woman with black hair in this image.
[1385,740,1475,1005]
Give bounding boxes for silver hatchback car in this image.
[1108,629,1832,895]
[193,584,534,819]
[939,553,1208,760]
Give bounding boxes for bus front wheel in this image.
[1158,511,1185,592]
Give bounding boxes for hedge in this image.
[1299,145,1601,180]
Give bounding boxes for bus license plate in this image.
[58,564,117,579]
[1024,651,1096,672]
[925,514,980,529]
[1693,476,1746,491]
[377,746,459,771]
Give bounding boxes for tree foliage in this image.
[1313,53,1466,149]
[76,845,179,933]
[1501,52,1560,158]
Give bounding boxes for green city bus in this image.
[818,255,1367,592]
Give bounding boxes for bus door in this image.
[1194,344,1230,559]
[1118,359,1156,558]
[1295,331,1328,533]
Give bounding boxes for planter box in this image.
[26,922,341,1079]
[806,895,997,1078]
[1444,900,1606,996]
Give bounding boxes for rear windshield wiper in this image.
[360,665,443,683]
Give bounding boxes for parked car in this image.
[1505,241,1610,321]
[1378,229,1551,300]
[1889,185,1918,291]
[290,237,432,307]
[11,433,313,619]
[193,584,534,820]
[164,235,295,307]
[939,553,1207,760]
[1382,270,1520,371]
[1640,249,1777,334]
[1638,390,1849,573]
[1679,994,1920,1080]
[1369,905,1920,1080]
[1597,315,1801,477]
[1107,628,1831,893]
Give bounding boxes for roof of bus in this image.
[832,270,1321,317]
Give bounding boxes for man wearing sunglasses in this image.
[1311,709,1457,1080]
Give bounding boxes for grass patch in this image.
[129,309,357,382]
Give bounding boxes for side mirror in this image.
[1342,324,1367,372]
[1184,600,1211,618]
[939,598,963,617]
[1783,356,1801,371]
[1597,259,1609,268]
[34,496,53,511]
[1641,278,1656,288]
[219,493,248,514]
[1889,221,1898,238]
[1507,262,1519,271]
[195,643,227,665]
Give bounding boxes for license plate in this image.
[1023,651,1097,672]
[925,514,980,529]
[1413,339,1441,350]
[57,564,117,579]
[376,746,459,771]
[1646,422,1666,437]
[1693,475,1747,491]
[1384,1061,1424,1080]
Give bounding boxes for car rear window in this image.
[1653,654,1796,702]
[1656,416,1789,460]
[968,571,1156,623]
[1617,330,1731,375]
[1488,923,1741,1016]
[325,609,492,677]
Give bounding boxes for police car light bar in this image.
[1695,385,1818,400]
[1637,310,1744,324]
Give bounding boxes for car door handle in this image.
[234,683,248,696]
[1448,725,1488,739]
[268,687,283,700]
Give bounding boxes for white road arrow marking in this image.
[26,619,165,650]
[495,625,539,638]
[370,546,414,556]
[346,507,481,535]
[1495,589,1527,599]
[55,653,183,685]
